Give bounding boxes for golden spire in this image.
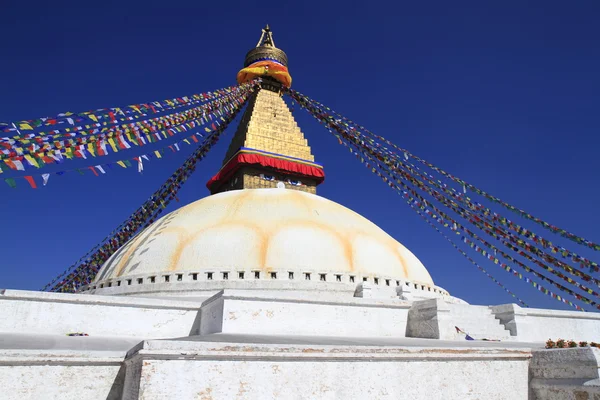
[243,25,288,68]
[208,26,323,194]
[255,24,276,48]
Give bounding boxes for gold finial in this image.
[243,25,288,68]
[255,24,276,48]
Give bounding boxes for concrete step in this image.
[453,320,512,338]
[459,327,511,338]
[449,304,494,316]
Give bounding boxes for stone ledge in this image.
[0,350,124,366]
[0,289,202,311]
[200,289,412,310]
[127,339,532,362]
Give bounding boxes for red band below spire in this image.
[207,148,324,191]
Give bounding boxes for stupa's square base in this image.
[122,334,532,400]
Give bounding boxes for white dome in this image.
[88,189,441,296]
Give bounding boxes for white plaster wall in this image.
[0,289,201,339]
[126,344,530,400]
[0,351,124,400]
[135,359,529,400]
[197,290,410,337]
[492,304,600,342]
[1,365,122,400]
[530,347,600,399]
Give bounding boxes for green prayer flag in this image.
[5,178,16,188]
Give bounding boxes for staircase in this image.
[448,303,512,341]
[406,299,513,341]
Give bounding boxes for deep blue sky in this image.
[1,0,599,311]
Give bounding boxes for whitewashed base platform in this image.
[122,337,531,400]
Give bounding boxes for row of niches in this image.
[81,270,449,296]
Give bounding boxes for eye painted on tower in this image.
[260,174,275,181]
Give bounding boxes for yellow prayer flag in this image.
[24,154,39,168]
[154,150,162,159]
[204,127,211,132]
[107,138,118,152]
[117,161,127,168]
[87,143,96,156]
[19,123,33,130]
[89,115,98,122]
[183,139,190,145]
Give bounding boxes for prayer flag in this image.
[5,178,16,188]
[24,176,37,188]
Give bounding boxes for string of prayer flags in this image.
[408,194,529,307]
[342,128,577,311]
[0,82,253,138]
[3,114,227,188]
[44,88,254,293]
[288,88,600,253]
[0,83,257,171]
[290,87,593,312]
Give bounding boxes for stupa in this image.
[1,26,600,400]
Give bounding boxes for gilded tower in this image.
[207,26,324,194]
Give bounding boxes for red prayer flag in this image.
[24,176,37,189]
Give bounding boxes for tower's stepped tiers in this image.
[211,89,320,194]
[223,89,314,162]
